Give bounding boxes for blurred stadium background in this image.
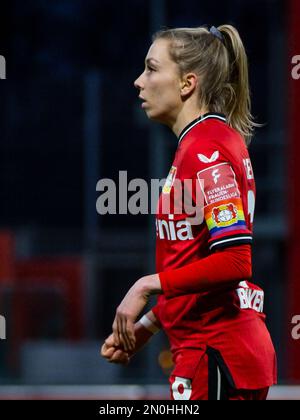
[0,0,299,400]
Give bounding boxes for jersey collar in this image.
[178,113,227,145]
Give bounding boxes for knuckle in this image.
[116,308,124,317]
[116,307,129,318]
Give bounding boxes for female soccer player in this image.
[101,24,277,400]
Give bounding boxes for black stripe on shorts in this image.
[207,347,235,401]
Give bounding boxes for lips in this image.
[139,95,148,108]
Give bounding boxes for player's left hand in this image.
[112,274,162,352]
[101,333,130,365]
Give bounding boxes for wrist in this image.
[138,274,162,296]
[138,314,160,335]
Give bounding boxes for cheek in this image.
[154,79,180,105]
[160,89,180,112]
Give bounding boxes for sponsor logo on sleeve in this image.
[163,166,177,194]
[212,203,238,227]
[197,151,219,164]
[197,163,240,205]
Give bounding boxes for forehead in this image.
[145,38,173,64]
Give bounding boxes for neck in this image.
[171,103,210,139]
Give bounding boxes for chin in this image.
[146,110,168,125]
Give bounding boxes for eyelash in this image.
[146,66,155,73]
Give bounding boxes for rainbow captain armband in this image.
[139,315,160,335]
[197,163,253,250]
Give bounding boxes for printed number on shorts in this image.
[172,376,192,400]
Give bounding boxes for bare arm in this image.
[101,309,161,364]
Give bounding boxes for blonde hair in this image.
[153,25,259,145]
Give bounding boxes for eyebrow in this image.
[145,58,160,66]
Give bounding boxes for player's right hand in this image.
[100,334,130,365]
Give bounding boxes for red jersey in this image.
[153,113,277,390]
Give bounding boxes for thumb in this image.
[105,334,117,348]
[100,334,117,357]
[101,345,115,359]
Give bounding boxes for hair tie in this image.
[209,26,225,44]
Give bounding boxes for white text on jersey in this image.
[236,284,264,313]
[156,215,194,241]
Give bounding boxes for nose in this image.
[134,73,143,90]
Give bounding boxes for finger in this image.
[100,342,108,356]
[102,346,116,359]
[119,316,128,351]
[101,341,107,351]
[101,340,114,355]
[117,317,127,350]
[112,319,120,347]
[110,349,130,365]
[126,331,135,352]
[120,317,135,350]
[120,317,133,352]
[126,319,136,347]
[117,316,129,351]
[105,334,116,347]
[101,335,115,355]
[119,330,130,352]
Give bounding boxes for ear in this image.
[180,73,198,98]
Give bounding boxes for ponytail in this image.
[218,25,259,145]
[153,24,259,145]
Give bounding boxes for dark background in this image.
[0,0,291,394]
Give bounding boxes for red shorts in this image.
[169,347,269,401]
